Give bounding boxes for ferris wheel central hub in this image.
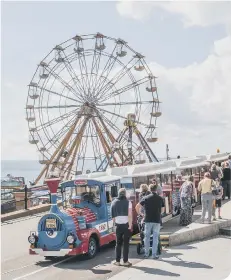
[82,102,96,116]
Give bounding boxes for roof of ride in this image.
[106,156,214,178]
[61,172,122,186]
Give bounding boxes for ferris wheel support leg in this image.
[92,118,119,167]
[103,127,129,170]
[50,111,83,173]
[60,117,89,178]
[34,165,50,185]
[97,115,125,161]
[34,112,83,184]
[64,124,87,180]
[135,129,158,162]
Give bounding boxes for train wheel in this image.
[87,237,97,259]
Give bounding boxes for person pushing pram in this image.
[135,184,165,259]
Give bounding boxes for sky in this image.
[1,1,231,163]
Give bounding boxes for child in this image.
[212,178,223,220]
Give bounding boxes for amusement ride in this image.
[26,32,162,184]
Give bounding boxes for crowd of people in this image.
[179,158,231,226]
[110,155,231,265]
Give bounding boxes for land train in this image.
[28,157,215,259]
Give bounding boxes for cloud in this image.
[146,34,231,157]
[114,1,231,157]
[116,1,231,29]
[2,1,231,162]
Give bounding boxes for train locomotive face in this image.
[38,215,68,249]
[46,228,58,238]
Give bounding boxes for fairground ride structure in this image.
[25,33,162,184]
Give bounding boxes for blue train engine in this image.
[28,174,120,258]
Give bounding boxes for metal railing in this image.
[1,186,62,215]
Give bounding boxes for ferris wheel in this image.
[25,32,162,184]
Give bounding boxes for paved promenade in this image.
[109,236,231,280]
[1,200,231,280]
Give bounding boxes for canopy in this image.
[122,161,177,178]
[175,157,210,170]
[206,152,229,162]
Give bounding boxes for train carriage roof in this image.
[60,173,121,188]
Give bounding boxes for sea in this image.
[1,160,41,185]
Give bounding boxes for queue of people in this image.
[110,157,230,265]
[179,159,231,225]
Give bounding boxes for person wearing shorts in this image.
[213,178,223,219]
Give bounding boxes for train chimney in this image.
[45,177,61,213]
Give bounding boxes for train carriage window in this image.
[105,183,119,203]
[111,185,118,198]
[78,185,100,205]
[62,185,101,207]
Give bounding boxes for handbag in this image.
[191,197,196,208]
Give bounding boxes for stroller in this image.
[136,215,162,255]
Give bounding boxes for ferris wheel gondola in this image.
[26,32,162,184]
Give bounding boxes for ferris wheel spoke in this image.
[89,121,101,170]
[35,104,80,109]
[96,58,136,101]
[101,114,130,147]
[100,76,149,103]
[95,58,134,101]
[37,86,80,104]
[92,43,118,95]
[98,111,124,136]
[90,49,103,93]
[97,107,148,128]
[36,108,78,132]
[98,100,154,106]
[46,66,84,102]
[43,112,78,151]
[75,52,91,96]
[61,52,87,99]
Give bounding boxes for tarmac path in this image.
[1,214,231,280]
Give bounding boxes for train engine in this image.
[28,177,117,258]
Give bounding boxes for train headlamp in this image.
[28,234,38,244]
[66,233,75,244]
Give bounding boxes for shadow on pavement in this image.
[90,267,112,274]
[170,244,197,250]
[160,252,183,258]
[132,266,180,277]
[160,251,213,269]
[161,258,213,269]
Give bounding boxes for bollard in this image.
[25,185,28,210]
